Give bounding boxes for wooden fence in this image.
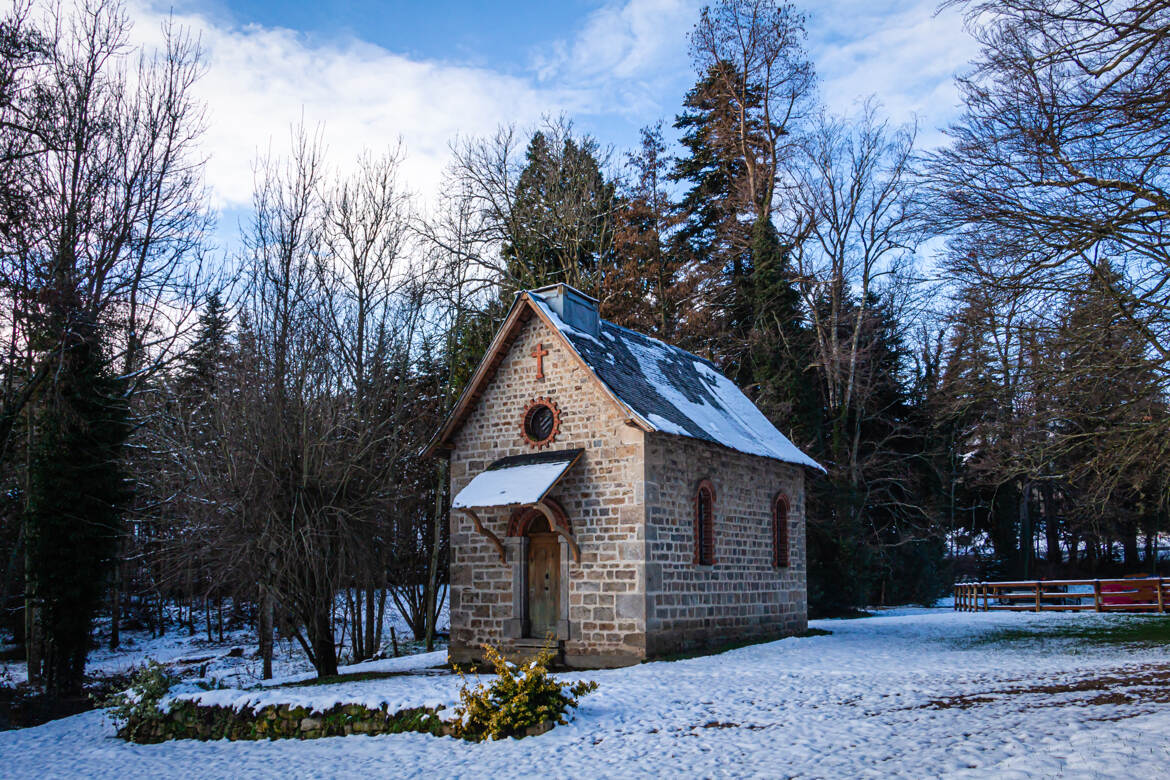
[954,577,1169,613]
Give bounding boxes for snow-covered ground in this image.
[4,608,1170,778]
[0,600,450,690]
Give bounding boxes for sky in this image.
[126,0,980,245]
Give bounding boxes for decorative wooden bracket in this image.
[533,501,581,563]
[459,508,506,564]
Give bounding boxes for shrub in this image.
[103,660,175,742]
[452,642,597,741]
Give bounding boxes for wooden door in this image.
[527,533,560,638]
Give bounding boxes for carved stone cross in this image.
[531,342,549,379]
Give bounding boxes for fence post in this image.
[1093,580,1101,612]
[1158,579,1165,614]
[1035,581,1041,612]
[982,582,988,611]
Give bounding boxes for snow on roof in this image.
[529,293,824,471]
[450,449,584,509]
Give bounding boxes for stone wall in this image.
[120,700,445,743]
[643,433,807,656]
[448,311,647,667]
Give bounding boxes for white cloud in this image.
[128,3,582,211]
[123,0,976,218]
[533,0,699,90]
[809,0,977,145]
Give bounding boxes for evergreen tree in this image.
[181,291,230,399]
[25,310,129,694]
[502,129,615,293]
[748,217,818,443]
[670,61,754,362]
[1050,265,1167,569]
[605,123,687,339]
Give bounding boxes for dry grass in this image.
[919,664,1170,717]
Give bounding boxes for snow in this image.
[529,290,823,471]
[5,609,1170,778]
[450,460,574,509]
[621,334,824,471]
[0,598,450,690]
[168,652,452,716]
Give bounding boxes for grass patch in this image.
[977,615,1170,648]
[914,664,1170,717]
[815,609,875,620]
[648,628,832,664]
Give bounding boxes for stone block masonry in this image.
[643,434,807,657]
[449,313,647,667]
[446,307,809,668]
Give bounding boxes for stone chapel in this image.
[424,284,823,668]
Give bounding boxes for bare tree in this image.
[690,0,815,222]
[789,102,925,482]
[442,116,617,296]
[928,0,1170,481]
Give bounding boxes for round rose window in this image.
[522,397,561,448]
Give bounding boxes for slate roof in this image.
[528,295,823,471]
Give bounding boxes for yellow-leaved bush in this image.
[452,642,598,741]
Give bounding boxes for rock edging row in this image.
[119,699,448,743]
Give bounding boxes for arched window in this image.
[694,480,716,566]
[772,493,790,568]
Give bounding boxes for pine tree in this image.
[748,217,818,442]
[181,291,230,399]
[502,129,615,293]
[604,123,687,339]
[25,310,129,694]
[1050,266,1167,569]
[669,61,754,362]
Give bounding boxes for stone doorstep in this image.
[508,638,565,665]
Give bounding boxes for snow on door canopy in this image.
[451,449,583,509]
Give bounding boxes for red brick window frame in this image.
[693,479,716,566]
[772,492,790,568]
[521,397,562,449]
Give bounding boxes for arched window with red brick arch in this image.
[694,479,716,566]
[772,492,790,568]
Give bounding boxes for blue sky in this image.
[170,1,601,69]
[128,0,977,242]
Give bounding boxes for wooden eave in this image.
[422,293,651,459]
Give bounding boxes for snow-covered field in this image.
[4,608,1170,778]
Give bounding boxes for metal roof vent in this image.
[530,283,600,337]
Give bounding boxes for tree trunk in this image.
[346,587,361,661]
[375,588,386,650]
[424,461,446,652]
[24,592,41,686]
[364,584,376,660]
[1018,481,1033,578]
[311,608,339,677]
[259,585,274,680]
[1042,481,1060,565]
[109,552,121,650]
[1123,531,1140,569]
